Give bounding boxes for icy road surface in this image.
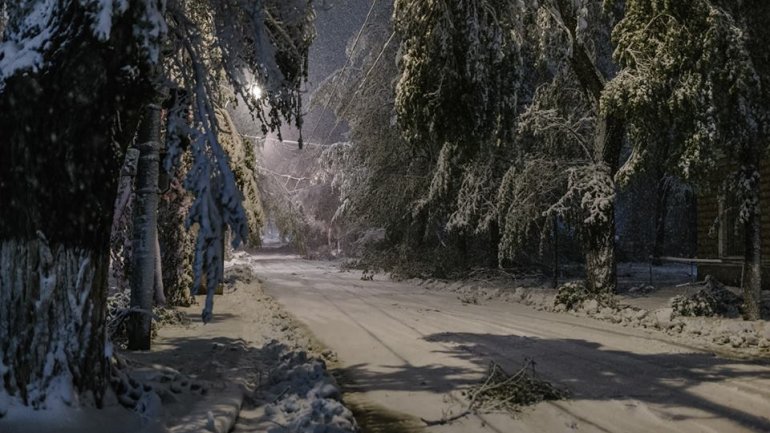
[241,253,770,433]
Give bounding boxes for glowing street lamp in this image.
[249,83,263,100]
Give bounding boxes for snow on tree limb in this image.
[1,0,314,323]
[546,162,615,228]
[606,0,768,187]
[161,0,314,322]
[0,0,165,88]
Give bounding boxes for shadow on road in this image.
[334,332,770,431]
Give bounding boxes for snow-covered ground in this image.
[1,263,358,433]
[240,252,770,433]
[414,262,770,356]
[9,255,764,433]
[128,263,359,433]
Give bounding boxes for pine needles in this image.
[422,359,565,426]
[464,360,565,413]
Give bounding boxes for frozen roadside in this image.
[394,263,770,358]
[0,259,359,433]
[122,263,359,433]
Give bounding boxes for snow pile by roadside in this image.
[550,277,770,351]
[250,345,358,433]
[416,275,770,355]
[564,296,770,350]
[207,256,359,433]
[1,257,358,433]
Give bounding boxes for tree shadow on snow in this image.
[124,334,287,385]
[335,332,770,431]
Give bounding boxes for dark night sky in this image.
[308,0,372,89]
[278,0,372,143]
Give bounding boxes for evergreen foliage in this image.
[607,0,770,317]
[394,0,522,230]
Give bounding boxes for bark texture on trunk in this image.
[0,237,109,408]
[128,104,162,351]
[153,236,166,306]
[109,149,140,294]
[742,168,762,320]
[586,115,623,294]
[584,211,618,295]
[0,4,152,405]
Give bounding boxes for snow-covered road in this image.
[244,253,770,433]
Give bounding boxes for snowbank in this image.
[415,271,770,357]
[246,345,358,433]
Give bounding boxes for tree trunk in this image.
[0,237,110,408]
[109,148,140,294]
[153,236,166,306]
[743,168,762,320]
[128,104,162,351]
[583,114,623,295]
[585,115,622,296]
[553,0,624,295]
[0,4,153,407]
[584,212,617,295]
[652,175,671,266]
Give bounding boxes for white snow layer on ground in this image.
[0,397,166,433]
[415,262,770,355]
[0,362,239,433]
[0,261,358,433]
[246,347,358,433]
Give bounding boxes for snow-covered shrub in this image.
[223,264,255,287]
[107,289,133,348]
[670,276,742,318]
[259,346,358,433]
[554,280,616,311]
[554,281,591,310]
